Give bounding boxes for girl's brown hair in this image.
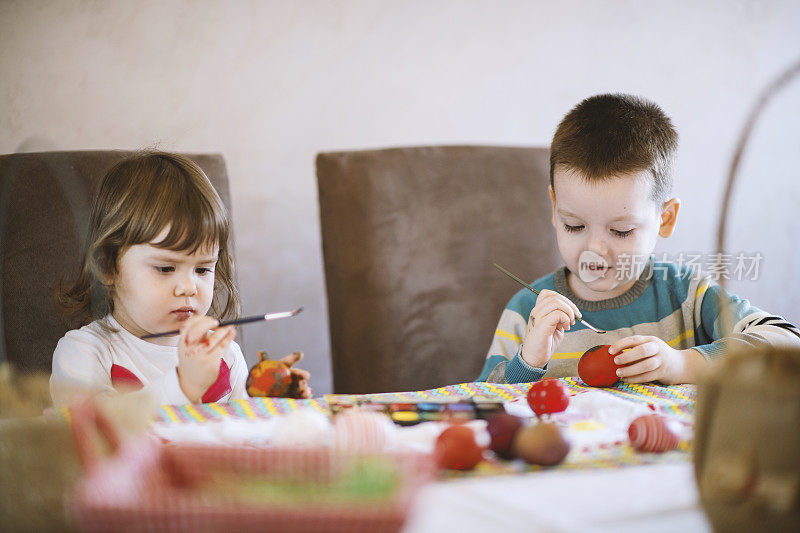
[56,151,240,327]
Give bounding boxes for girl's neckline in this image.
[103,314,179,350]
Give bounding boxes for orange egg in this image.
[434,425,484,470]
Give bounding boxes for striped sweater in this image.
[478,259,800,383]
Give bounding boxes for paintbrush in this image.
[140,307,304,339]
[493,264,606,334]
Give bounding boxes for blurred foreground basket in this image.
[694,345,800,531]
[70,441,436,533]
[0,416,82,532]
[0,366,82,531]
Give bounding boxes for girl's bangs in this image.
[151,205,227,254]
[137,172,228,254]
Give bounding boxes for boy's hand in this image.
[278,351,313,399]
[521,289,579,368]
[177,315,236,403]
[609,335,707,384]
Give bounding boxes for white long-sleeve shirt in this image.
[50,315,248,407]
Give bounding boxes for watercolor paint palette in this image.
[327,396,506,426]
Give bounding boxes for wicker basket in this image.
[68,402,436,533]
[0,366,82,531]
[0,416,83,532]
[694,345,800,531]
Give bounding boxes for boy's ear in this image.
[549,185,556,227]
[658,197,681,238]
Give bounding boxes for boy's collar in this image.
[555,257,654,312]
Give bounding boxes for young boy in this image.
[479,94,800,385]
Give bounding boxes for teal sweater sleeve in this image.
[477,273,552,383]
[477,349,547,383]
[692,282,800,359]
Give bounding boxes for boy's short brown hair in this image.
[550,94,678,203]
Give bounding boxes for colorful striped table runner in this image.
[152,379,695,425]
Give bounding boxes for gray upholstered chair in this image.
[0,151,233,375]
[316,146,561,394]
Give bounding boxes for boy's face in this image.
[550,168,679,301]
[110,226,218,345]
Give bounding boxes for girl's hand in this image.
[177,315,236,403]
[609,336,707,384]
[278,351,313,399]
[521,289,580,368]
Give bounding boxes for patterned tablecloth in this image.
[153,378,695,425]
[143,379,695,473]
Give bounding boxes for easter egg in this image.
[486,414,524,459]
[526,379,570,417]
[247,351,292,397]
[434,425,484,470]
[578,345,620,387]
[628,414,679,453]
[512,422,570,466]
[333,410,395,452]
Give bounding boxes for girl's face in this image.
[110,227,219,345]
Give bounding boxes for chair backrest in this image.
[0,150,232,374]
[317,146,561,393]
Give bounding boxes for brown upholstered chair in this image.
[0,151,233,375]
[316,146,561,394]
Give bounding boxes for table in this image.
[144,379,711,531]
[405,463,709,532]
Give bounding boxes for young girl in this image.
[50,152,311,407]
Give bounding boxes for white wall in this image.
[2,0,799,394]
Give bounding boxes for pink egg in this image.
[333,409,394,452]
[628,414,679,452]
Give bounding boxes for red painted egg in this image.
[247,353,292,397]
[578,345,620,387]
[526,379,570,417]
[628,414,679,452]
[512,422,570,466]
[434,425,484,470]
[486,414,524,459]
